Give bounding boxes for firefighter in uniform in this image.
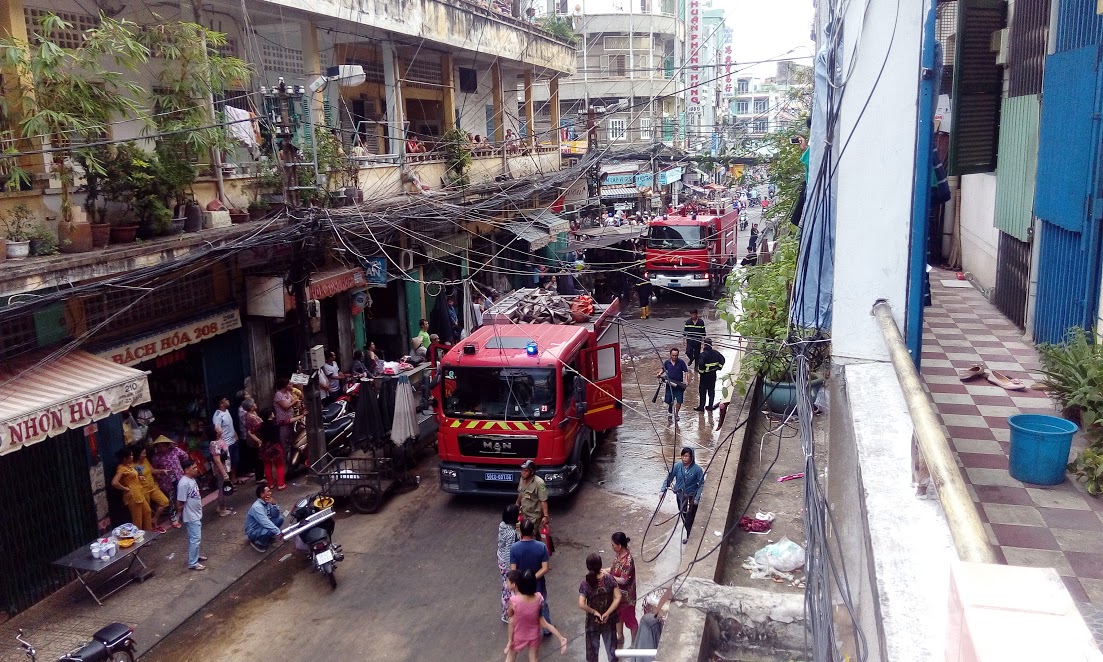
[694,338,726,412]
[683,309,707,370]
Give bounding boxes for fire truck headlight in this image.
[544,472,565,483]
[440,468,458,479]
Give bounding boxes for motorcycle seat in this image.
[63,640,107,662]
[300,526,328,545]
[322,401,345,423]
[92,623,132,648]
[324,417,353,441]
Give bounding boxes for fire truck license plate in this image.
[669,281,680,287]
[485,472,513,482]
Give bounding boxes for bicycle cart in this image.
[311,452,399,514]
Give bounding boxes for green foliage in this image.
[0,13,152,220]
[1038,327,1103,495]
[155,138,198,208]
[537,17,579,44]
[99,144,176,230]
[441,127,472,188]
[0,203,35,241]
[28,223,57,254]
[757,128,808,226]
[719,232,800,394]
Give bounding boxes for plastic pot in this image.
[5,239,30,259]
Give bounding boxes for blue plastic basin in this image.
[1007,414,1078,485]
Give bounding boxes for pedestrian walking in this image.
[748,224,759,253]
[694,339,726,412]
[515,460,549,541]
[577,553,621,662]
[504,569,567,661]
[497,504,521,623]
[658,348,690,422]
[150,436,189,529]
[608,532,638,646]
[111,448,151,531]
[244,484,285,552]
[683,309,706,370]
[661,447,705,544]
[177,458,208,570]
[635,273,653,320]
[510,519,553,634]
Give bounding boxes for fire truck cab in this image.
[434,294,622,497]
[644,200,738,295]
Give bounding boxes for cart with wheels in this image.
[311,452,398,514]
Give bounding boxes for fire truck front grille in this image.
[458,434,539,458]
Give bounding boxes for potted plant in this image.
[1038,327,1103,494]
[441,127,473,189]
[247,199,269,221]
[28,224,58,256]
[0,14,153,253]
[1,203,34,259]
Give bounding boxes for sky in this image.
[712,0,816,78]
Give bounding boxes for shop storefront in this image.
[0,351,150,614]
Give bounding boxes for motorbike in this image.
[281,494,343,589]
[17,623,135,662]
[287,383,358,472]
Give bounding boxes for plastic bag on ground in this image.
[752,536,806,572]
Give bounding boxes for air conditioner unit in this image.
[992,28,1009,65]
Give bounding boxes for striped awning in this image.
[0,351,151,455]
[600,185,640,200]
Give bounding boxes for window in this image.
[735,101,749,114]
[612,55,626,76]
[753,119,768,133]
[24,8,98,49]
[646,225,706,249]
[609,118,627,141]
[603,36,650,50]
[485,105,496,140]
[442,367,557,420]
[737,79,749,93]
[640,117,652,140]
[640,0,651,11]
[754,98,768,113]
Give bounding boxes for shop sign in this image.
[658,167,684,186]
[562,181,587,206]
[363,257,387,285]
[2,379,149,453]
[100,309,243,367]
[309,268,368,300]
[634,173,653,187]
[603,174,636,186]
[687,0,701,104]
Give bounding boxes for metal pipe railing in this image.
[872,300,998,564]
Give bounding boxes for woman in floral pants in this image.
[497,504,520,622]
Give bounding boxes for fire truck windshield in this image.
[442,367,557,420]
[646,225,706,249]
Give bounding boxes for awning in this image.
[520,209,571,235]
[504,221,553,250]
[0,351,151,455]
[600,185,640,199]
[685,185,707,195]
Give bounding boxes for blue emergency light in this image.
[525,341,538,356]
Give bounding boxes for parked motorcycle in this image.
[17,623,135,662]
[287,384,358,472]
[281,495,343,589]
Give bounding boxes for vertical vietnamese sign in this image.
[722,28,734,98]
[687,0,700,106]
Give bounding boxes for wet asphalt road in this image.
[143,209,761,662]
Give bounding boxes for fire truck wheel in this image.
[350,484,382,514]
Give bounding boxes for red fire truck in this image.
[644,199,739,295]
[434,291,623,497]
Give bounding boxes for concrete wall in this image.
[959,173,1000,294]
[268,0,576,73]
[829,361,957,661]
[829,0,926,363]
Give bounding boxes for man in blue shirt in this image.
[661,447,705,544]
[510,518,553,634]
[245,484,285,552]
[658,348,690,422]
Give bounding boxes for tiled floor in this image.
[921,270,1103,644]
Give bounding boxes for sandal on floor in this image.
[958,364,986,381]
[987,370,1027,391]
